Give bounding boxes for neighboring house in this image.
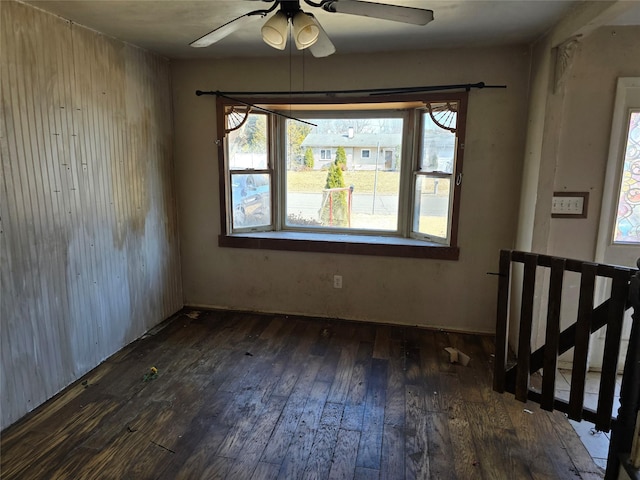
[301,132,402,170]
[301,128,456,172]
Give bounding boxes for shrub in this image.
[303,147,314,170]
[320,163,348,226]
[335,146,347,171]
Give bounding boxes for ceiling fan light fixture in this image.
[292,12,320,49]
[307,13,335,58]
[323,0,434,25]
[261,11,288,50]
[192,0,436,57]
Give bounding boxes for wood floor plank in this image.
[215,359,287,459]
[199,455,234,480]
[445,333,484,403]
[419,330,445,413]
[225,395,288,480]
[549,409,606,478]
[155,394,235,479]
[403,342,423,387]
[425,412,456,480]
[310,321,334,356]
[315,342,343,384]
[382,340,405,428]
[372,325,392,360]
[341,343,370,433]
[464,400,534,480]
[213,330,294,459]
[379,423,405,480]
[439,371,483,480]
[354,466,381,480]
[356,358,387,470]
[533,408,590,479]
[0,363,116,446]
[277,380,331,480]
[404,384,430,479]
[327,332,360,404]
[188,312,243,353]
[260,354,323,465]
[0,310,607,480]
[328,428,361,480]
[433,330,457,375]
[50,401,174,479]
[341,403,365,431]
[3,398,120,479]
[271,321,322,397]
[251,461,281,480]
[302,423,340,480]
[319,401,344,427]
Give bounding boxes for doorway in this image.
[591,77,640,372]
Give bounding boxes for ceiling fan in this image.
[190,0,434,58]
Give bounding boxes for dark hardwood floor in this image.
[1,309,605,479]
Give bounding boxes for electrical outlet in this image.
[333,275,343,289]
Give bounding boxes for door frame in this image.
[591,77,640,371]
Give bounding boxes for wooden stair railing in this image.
[492,251,639,479]
[608,258,640,480]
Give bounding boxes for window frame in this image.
[612,108,640,245]
[226,111,272,233]
[282,108,410,237]
[216,92,468,260]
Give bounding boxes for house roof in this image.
[301,133,402,149]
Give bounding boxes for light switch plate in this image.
[551,192,589,218]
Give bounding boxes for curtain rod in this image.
[195,81,506,97]
[213,92,318,127]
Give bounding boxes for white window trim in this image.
[596,77,640,260]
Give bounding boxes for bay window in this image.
[217,92,467,259]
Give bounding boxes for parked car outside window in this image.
[231,174,270,227]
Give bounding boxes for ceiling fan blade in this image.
[308,15,335,57]
[190,12,264,48]
[322,0,433,25]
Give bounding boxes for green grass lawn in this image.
[287,170,400,194]
[287,169,448,236]
[287,169,447,196]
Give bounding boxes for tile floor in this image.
[555,369,623,471]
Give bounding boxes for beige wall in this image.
[172,46,530,334]
[0,1,182,429]
[516,1,639,258]
[511,9,640,351]
[547,27,640,363]
[549,26,640,260]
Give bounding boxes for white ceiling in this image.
[22,0,640,60]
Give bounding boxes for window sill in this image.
[218,232,459,260]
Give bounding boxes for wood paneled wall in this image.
[0,1,182,430]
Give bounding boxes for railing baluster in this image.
[495,251,639,478]
[569,262,598,421]
[541,257,565,411]
[493,249,512,393]
[516,253,538,403]
[605,259,640,480]
[527,300,611,375]
[596,268,629,432]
